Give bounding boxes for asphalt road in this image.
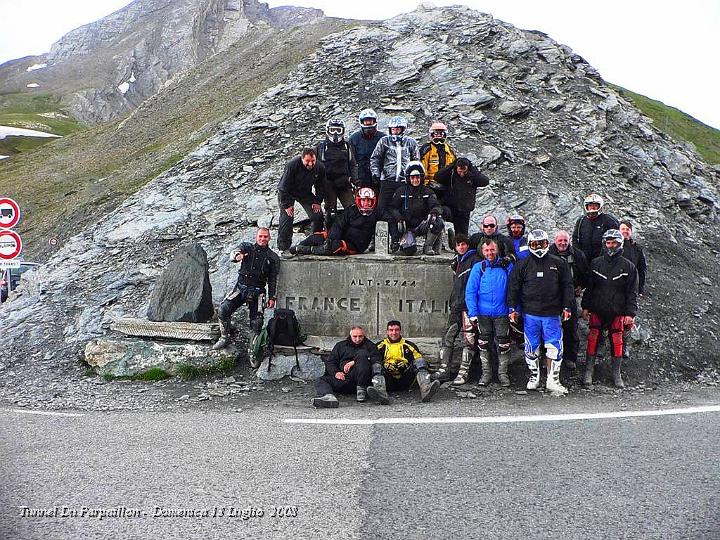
[1,389,719,540]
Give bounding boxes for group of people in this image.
[276,110,489,258]
[437,197,646,396]
[213,110,648,406]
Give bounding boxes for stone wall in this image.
[276,254,453,338]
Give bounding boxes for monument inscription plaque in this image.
[276,255,453,337]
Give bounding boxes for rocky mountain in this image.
[1,5,719,409]
[0,0,324,124]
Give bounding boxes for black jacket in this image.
[582,251,638,319]
[507,254,574,316]
[315,139,358,185]
[449,249,480,314]
[621,239,647,294]
[233,243,280,299]
[434,162,489,212]
[328,205,378,253]
[548,244,590,290]
[349,130,384,185]
[572,213,620,262]
[468,231,516,261]
[390,183,442,227]
[277,156,326,208]
[324,336,381,377]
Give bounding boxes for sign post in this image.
[0,197,22,265]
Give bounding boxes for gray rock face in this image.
[147,243,214,322]
[1,5,720,392]
[0,0,326,124]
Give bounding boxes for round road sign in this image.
[0,230,22,260]
[0,198,21,229]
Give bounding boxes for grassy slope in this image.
[0,93,85,155]
[612,85,720,165]
[0,20,355,260]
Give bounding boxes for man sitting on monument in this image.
[388,161,445,256]
[312,325,381,408]
[287,187,378,256]
[367,320,441,405]
[213,227,279,352]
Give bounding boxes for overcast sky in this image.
[0,0,717,129]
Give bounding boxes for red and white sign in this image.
[0,230,22,260]
[0,198,21,229]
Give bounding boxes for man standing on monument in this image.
[214,228,279,351]
[370,116,419,220]
[312,326,381,408]
[277,147,326,257]
[349,108,384,190]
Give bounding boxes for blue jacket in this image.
[513,236,530,260]
[465,258,513,318]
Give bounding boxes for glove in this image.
[498,256,512,269]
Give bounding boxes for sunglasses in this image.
[482,223,496,228]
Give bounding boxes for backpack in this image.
[267,308,303,347]
[266,309,305,368]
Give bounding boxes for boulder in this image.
[255,353,325,381]
[147,243,214,322]
[84,338,235,378]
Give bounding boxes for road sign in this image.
[0,198,21,229]
[0,230,22,260]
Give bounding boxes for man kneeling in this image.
[367,320,441,404]
[289,187,377,256]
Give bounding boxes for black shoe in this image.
[367,386,391,405]
[356,386,368,402]
[312,394,339,408]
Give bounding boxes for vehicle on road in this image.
[1,262,40,303]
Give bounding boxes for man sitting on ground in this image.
[312,325,381,408]
[367,320,441,404]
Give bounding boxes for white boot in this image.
[525,356,540,390]
[546,359,568,394]
[452,348,474,386]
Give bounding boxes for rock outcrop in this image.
[1,6,720,408]
[146,243,214,323]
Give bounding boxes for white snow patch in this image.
[38,112,69,119]
[118,81,130,94]
[0,155,10,160]
[129,70,136,83]
[0,126,61,139]
[26,83,40,88]
[26,63,47,72]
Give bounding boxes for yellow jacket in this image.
[419,141,457,183]
[377,337,422,379]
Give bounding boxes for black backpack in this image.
[267,309,302,348]
[266,309,305,369]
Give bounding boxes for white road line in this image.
[11,409,85,418]
[284,404,720,425]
